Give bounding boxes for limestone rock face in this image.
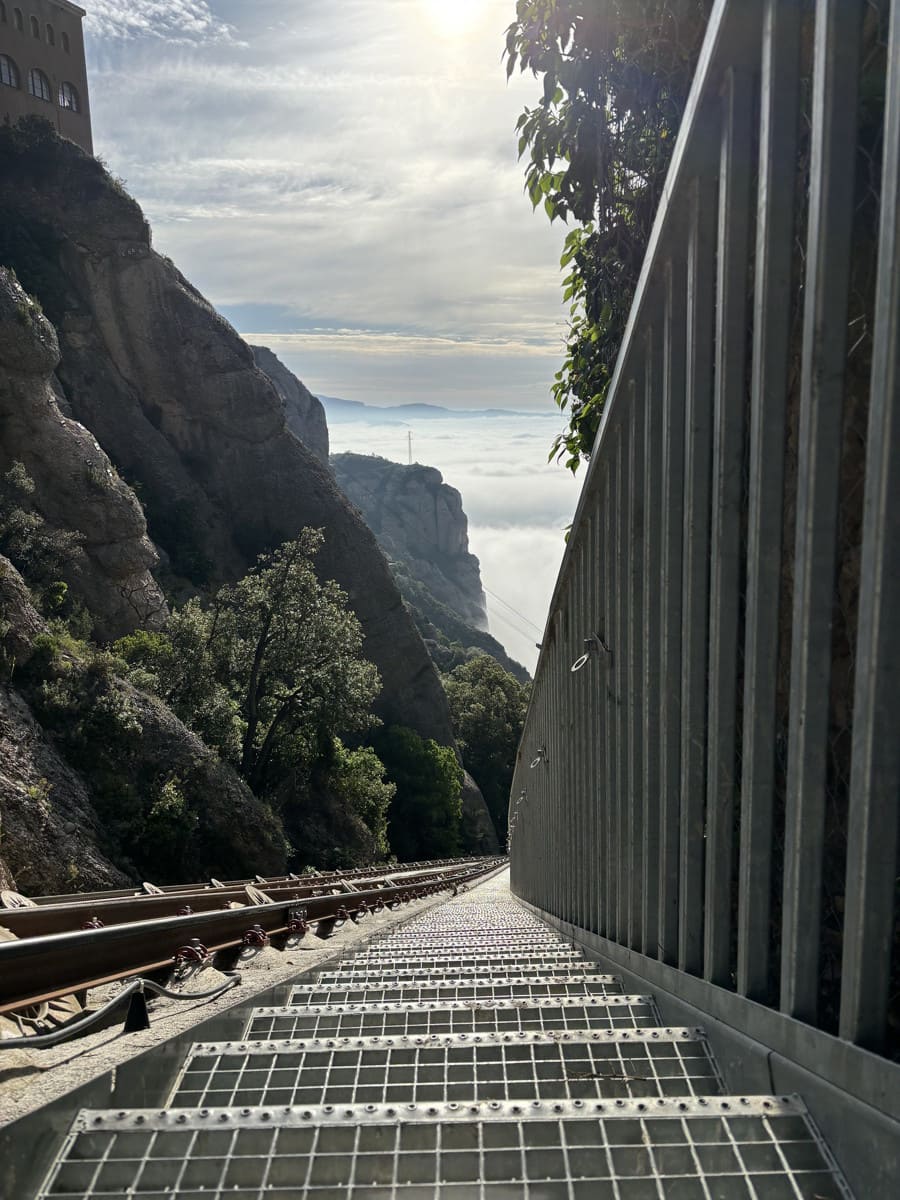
[0,268,167,639]
[251,345,329,465]
[0,686,129,894]
[0,133,458,749]
[0,554,44,667]
[331,453,488,629]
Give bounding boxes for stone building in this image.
[0,0,91,153]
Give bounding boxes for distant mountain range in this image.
[317,395,545,424]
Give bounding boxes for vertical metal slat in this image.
[781,0,862,1022]
[704,65,754,986]
[679,169,718,975]
[643,324,663,957]
[738,0,803,1001]
[839,0,900,1049]
[659,255,688,964]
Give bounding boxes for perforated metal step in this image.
[243,997,662,1042]
[340,952,584,972]
[169,1029,721,1109]
[39,1097,851,1200]
[288,976,625,1007]
[316,965,605,985]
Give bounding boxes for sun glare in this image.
[421,0,483,37]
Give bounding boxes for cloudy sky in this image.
[82,0,581,668]
[84,0,569,410]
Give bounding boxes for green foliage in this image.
[281,738,395,869]
[116,529,382,794]
[506,0,711,468]
[443,654,530,839]
[0,463,84,617]
[373,725,463,861]
[143,776,199,863]
[327,740,394,860]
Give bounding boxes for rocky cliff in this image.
[332,453,487,627]
[0,269,166,639]
[332,452,528,683]
[251,344,329,465]
[0,122,462,749]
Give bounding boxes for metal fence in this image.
[510,0,899,1140]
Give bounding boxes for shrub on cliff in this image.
[279,738,395,869]
[373,725,463,860]
[443,654,530,840]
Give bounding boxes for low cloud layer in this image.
[327,415,579,671]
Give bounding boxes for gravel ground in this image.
[0,878,500,1128]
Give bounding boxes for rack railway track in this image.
[0,857,506,1020]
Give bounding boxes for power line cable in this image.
[482,586,545,635]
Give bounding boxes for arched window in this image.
[61,31,69,53]
[58,80,79,112]
[28,67,51,101]
[13,7,22,32]
[0,54,19,89]
[46,23,54,46]
[29,14,39,38]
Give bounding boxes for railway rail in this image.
[0,858,491,941]
[0,857,505,1020]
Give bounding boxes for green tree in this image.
[506,0,711,468]
[373,725,463,861]
[116,530,381,792]
[443,654,530,840]
[283,738,396,868]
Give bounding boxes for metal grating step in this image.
[315,965,603,985]
[169,1030,722,1109]
[243,997,662,1041]
[341,952,585,971]
[288,976,625,1007]
[39,1097,852,1200]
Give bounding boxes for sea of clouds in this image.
[328,414,581,674]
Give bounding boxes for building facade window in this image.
[46,23,54,46]
[58,80,78,111]
[0,4,7,26]
[0,53,19,88]
[30,14,38,38]
[61,30,69,53]
[27,66,51,101]
[14,7,22,32]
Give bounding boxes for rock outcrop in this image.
[0,685,130,893]
[0,123,463,750]
[331,452,528,683]
[0,268,166,639]
[331,453,487,628]
[251,345,329,465]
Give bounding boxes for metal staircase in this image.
[37,870,852,1199]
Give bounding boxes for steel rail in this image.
[23,856,482,907]
[0,860,505,1018]
[0,861,494,940]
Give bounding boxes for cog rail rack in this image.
[0,857,505,1018]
